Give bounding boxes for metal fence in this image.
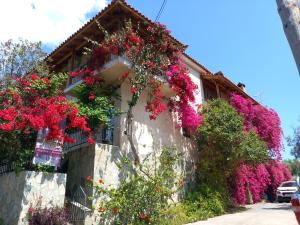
[0,162,12,175]
[69,186,91,223]
[0,161,32,175]
[63,128,114,151]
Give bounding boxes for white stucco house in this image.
[45,0,258,221]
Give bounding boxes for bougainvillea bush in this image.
[230,93,282,159]
[266,160,292,199]
[196,99,268,177]
[232,161,291,205]
[0,64,121,148]
[195,98,290,206]
[233,163,269,205]
[75,21,202,131]
[0,73,93,144]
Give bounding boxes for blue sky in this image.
[118,0,299,160]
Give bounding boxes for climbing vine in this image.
[71,20,202,164]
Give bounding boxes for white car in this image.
[276,181,298,203]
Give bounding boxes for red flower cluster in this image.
[88,91,96,100]
[70,68,98,86]
[145,87,167,120]
[130,86,138,94]
[78,21,202,132]
[0,74,94,144]
[112,207,119,215]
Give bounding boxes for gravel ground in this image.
[187,202,298,225]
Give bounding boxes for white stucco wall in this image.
[118,65,203,176]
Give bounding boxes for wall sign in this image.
[32,128,63,167]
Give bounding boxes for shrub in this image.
[196,99,277,206]
[90,147,183,225]
[27,207,70,225]
[160,184,230,225]
[266,160,292,199]
[232,161,292,205]
[232,163,270,205]
[183,184,229,219]
[196,99,268,178]
[196,99,245,176]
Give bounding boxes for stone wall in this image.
[0,171,66,225]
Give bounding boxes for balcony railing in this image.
[63,128,114,151]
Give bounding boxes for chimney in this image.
[237,82,247,93]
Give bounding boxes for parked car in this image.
[276,181,298,203]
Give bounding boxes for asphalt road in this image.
[187,202,298,225]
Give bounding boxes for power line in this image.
[155,0,168,22]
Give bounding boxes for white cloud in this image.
[0,0,108,45]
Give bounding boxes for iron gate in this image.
[69,186,92,223]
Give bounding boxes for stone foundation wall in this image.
[0,171,66,225]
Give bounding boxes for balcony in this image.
[64,55,175,97]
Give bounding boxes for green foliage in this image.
[197,98,245,151]
[183,184,229,219]
[196,99,269,177]
[0,131,20,163]
[191,99,269,218]
[239,131,269,165]
[160,184,230,225]
[13,148,35,175]
[0,130,36,169]
[196,99,245,178]
[283,159,300,176]
[72,84,120,130]
[288,125,300,159]
[90,147,183,225]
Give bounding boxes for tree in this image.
[0,39,47,79]
[288,125,300,159]
[276,0,300,74]
[196,99,269,182]
[283,159,300,176]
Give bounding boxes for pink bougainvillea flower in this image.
[230,93,282,159]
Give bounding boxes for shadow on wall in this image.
[0,171,66,225]
[64,145,95,208]
[119,80,199,189]
[0,171,25,225]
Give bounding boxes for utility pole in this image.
[276,0,300,75]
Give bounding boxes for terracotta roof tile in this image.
[46,0,185,61]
